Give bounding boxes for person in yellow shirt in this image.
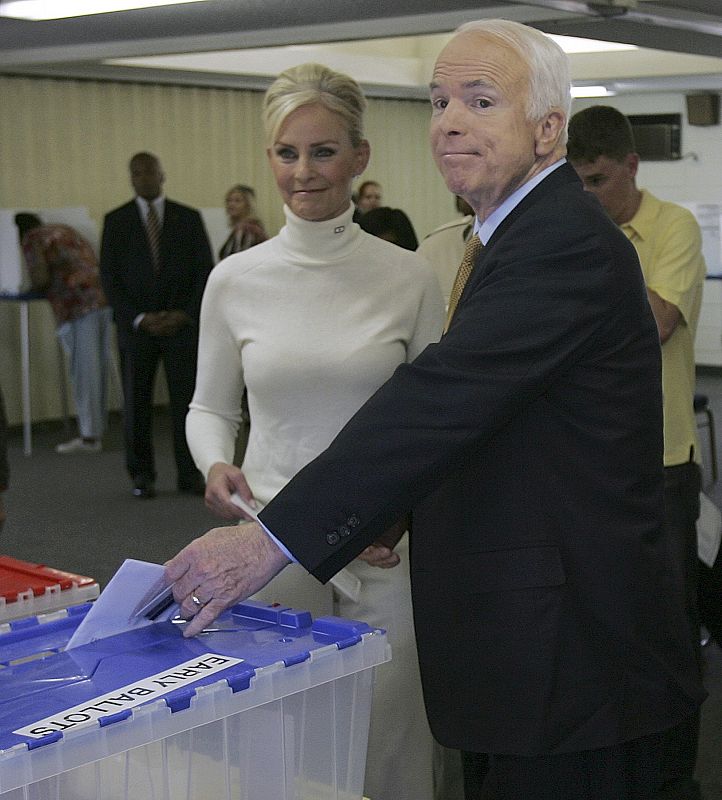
[568,104,706,800]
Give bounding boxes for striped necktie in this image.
[444,233,483,332]
[146,202,162,271]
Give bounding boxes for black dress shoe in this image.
[132,478,156,499]
[178,476,205,496]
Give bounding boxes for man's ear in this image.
[535,109,566,157]
[625,151,640,179]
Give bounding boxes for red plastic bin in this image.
[0,555,99,622]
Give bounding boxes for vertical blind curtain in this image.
[0,75,451,425]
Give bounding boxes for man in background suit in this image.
[100,152,213,498]
[165,21,704,799]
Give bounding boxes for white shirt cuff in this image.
[258,519,297,563]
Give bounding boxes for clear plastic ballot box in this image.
[0,599,390,799]
[0,556,99,623]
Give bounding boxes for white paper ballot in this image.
[66,559,175,649]
[698,491,722,569]
[230,493,362,603]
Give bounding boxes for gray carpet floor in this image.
[2,390,722,796]
[1,409,218,587]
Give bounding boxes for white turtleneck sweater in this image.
[187,204,444,506]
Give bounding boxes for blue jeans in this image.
[56,307,112,439]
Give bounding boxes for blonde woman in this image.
[218,184,267,260]
[186,63,444,800]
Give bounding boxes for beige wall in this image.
[0,75,454,426]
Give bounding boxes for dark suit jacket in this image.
[259,163,704,756]
[99,198,213,346]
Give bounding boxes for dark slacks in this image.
[119,325,201,486]
[658,461,702,799]
[699,552,722,646]
[462,730,666,800]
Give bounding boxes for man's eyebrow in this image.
[429,79,492,91]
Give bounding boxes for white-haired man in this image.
[165,21,704,799]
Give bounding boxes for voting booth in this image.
[0,599,389,799]
[0,207,105,445]
[0,207,98,295]
[0,556,99,624]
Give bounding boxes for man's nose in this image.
[438,99,466,135]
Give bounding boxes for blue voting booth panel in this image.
[0,600,390,800]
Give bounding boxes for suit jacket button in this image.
[326,532,340,546]
[338,525,351,537]
[347,515,360,527]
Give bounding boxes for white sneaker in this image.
[55,437,102,454]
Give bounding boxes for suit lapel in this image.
[463,164,582,292]
[487,162,580,249]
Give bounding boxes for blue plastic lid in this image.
[0,603,93,667]
[0,600,375,753]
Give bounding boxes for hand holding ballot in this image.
[165,522,290,638]
[204,462,257,521]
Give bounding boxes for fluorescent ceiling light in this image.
[547,34,637,54]
[0,0,210,19]
[571,85,617,97]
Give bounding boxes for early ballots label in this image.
[14,654,244,739]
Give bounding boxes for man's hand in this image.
[165,522,290,637]
[138,310,192,337]
[646,288,681,344]
[160,310,193,335]
[205,462,256,520]
[138,311,168,336]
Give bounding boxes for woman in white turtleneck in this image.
[186,63,444,800]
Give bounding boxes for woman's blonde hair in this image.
[262,62,367,147]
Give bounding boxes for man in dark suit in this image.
[165,21,704,799]
[100,152,213,498]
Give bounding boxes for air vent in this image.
[627,113,681,161]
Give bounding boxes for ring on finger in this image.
[191,594,205,609]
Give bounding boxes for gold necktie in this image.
[444,234,482,331]
[146,203,162,271]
